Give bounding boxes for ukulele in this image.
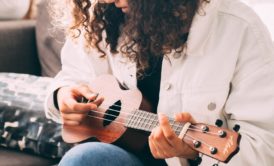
[62,75,241,164]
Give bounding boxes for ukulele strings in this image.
[85,97,197,130]
[86,102,220,136]
[85,96,199,130]
[86,113,214,148]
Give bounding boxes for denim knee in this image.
[59,142,144,166]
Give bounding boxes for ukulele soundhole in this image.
[103,100,122,127]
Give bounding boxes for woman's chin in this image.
[121,7,128,13]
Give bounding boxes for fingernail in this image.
[88,93,98,101]
[90,104,97,110]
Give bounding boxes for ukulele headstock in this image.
[184,122,241,163]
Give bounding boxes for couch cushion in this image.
[0,147,59,166]
[0,73,73,159]
[0,20,41,75]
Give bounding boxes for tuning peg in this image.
[209,147,218,154]
[189,155,202,165]
[201,125,209,133]
[193,140,201,148]
[218,130,227,138]
[194,156,202,165]
[215,119,223,127]
[233,124,240,132]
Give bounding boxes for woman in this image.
[45,0,274,165]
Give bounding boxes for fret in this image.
[126,110,138,128]
[148,112,153,131]
[142,111,149,131]
[138,111,154,132]
[170,118,176,129]
[148,113,154,130]
[125,110,134,128]
[144,111,154,132]
[132,111,138,129]
[139,111,146,130]
[135,111,140,130]
[148,113,154,132]
[153,114,159,129]
[136,111,142,129]
[126,110,187,135]
[175,123,184,136]
[174,121,181,136]
[126,112,132,128]
[150,113,155,129]
[133,111,139,128]
[143,112,148,129]
[149,112,157,131]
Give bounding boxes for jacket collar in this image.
[186,0,222,56]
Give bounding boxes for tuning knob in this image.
[218,130,227,138]
[193,140,201,148]
[215,119,223,127]
[210,147,218,154]
[233,124,240,132]
[194,156,202,165]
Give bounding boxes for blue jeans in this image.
[59,142,144,166]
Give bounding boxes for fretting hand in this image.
[149,112,198,159]
[57,84,104,126]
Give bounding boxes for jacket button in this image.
[164,83,172,91]
[208,102,216,111]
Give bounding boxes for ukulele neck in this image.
[125,109,185,136]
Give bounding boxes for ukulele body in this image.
[62,75,151,152]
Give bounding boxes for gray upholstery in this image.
[0,147,59,166]
[0,20,41,75]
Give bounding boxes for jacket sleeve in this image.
[224,20,274,165]
[44,38,96,123]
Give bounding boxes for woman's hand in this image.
[149,112,198,159]
[57,84,104,126]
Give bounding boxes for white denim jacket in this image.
[45,0,274,165]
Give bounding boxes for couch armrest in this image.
[0,20,41,75]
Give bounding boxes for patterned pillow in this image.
[0,73,73,159]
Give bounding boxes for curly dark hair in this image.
[70,0,206,77]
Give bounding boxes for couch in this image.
[0,1,70,165]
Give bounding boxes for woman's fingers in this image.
[62,97,97,114]
[148,133,160,158]
[62,120,80,126]
[149,126,176,158]
[62,113,87,121]
[158,114,182,147]
[71,84,98,101]
[93,97,104,107]
[149,113,198,159]
[57,84,105,126]
[175,112,196,124]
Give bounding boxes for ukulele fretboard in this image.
[125,110,185,136]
